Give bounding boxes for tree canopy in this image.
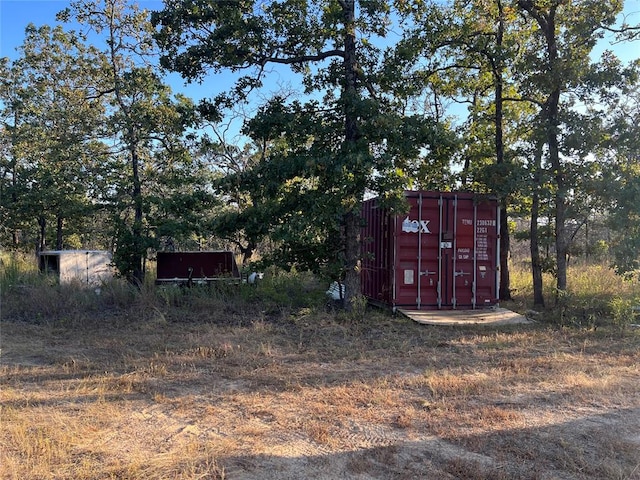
[1,0,639,305]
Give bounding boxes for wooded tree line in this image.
[1,0,639,308]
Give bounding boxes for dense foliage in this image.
[1,0,639,305]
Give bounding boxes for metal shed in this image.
[361,191,500,310]
[38,250,114,285]
[155,251,241,285]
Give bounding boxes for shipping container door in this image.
[393,192,498,310]
[442,195,499,308]
[416,194,441,308]
[437,195,457,308]
[396,192,458,309]
[473,201,499,307]
[446,196,499,308]
[449,196,477,308]
[394,193,441,308]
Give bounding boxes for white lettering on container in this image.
[402,217,431,234]
[476,219,496,227]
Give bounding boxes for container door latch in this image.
[420,270,437,286]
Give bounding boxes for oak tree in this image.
[153,0,449,307]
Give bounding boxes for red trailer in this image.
[155,251,240,285]
[361,191,500,310]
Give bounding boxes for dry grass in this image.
[509,263,640,327]
[1,263,640,479]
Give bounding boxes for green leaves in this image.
[1,23,105,250]
[3,0,640,296]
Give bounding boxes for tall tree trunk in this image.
[343,210,361,310]
[131,145,145,285]
[531,139,545,307]
[530,192,545,307]
[56,215,64,250]
[11,137,20,248]
[240,241,256,266]
[341,0,362,310]
[38,216,46,253]
[460,91,479,188]
[546,90,568,296]
[518,0,567,299]
[107,3,145,286]
[499,206,511,300]
[494,0,511,301]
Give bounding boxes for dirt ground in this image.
[1,305,639,479]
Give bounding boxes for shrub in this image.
[0,252,43,290]
[243,267,326,311]
[610,296,640,328]
[509,262,640,328]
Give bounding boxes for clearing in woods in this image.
[1,298,639,479]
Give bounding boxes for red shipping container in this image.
[361,191,500,310]
[155,251,240,284]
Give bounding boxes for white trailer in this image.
[38,250,114,285]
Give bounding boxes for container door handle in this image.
[420,270,437,276]
[454,270,470,277]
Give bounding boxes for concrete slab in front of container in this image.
[399,307,531,326]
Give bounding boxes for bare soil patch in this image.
[1,304,639,479]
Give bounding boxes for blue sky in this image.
[0,0,164,57]
[1,0,639,104]
[0,0,225,104]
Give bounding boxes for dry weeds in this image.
[1,296,640,479]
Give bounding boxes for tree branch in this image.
[601,23,640,41]
[503,95,545,107]
[85,87,116,100]
[569,212,591,243]
[260,49,345,67]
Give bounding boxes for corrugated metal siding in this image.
[156,251,240,281]
[361,191,500,310]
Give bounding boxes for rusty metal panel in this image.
[156,251,240,282]
[361,191,499,310]
[361,197,394,306]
